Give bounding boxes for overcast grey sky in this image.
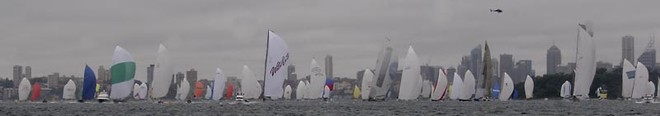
[1,0,659,81]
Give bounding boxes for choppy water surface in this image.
[0,100,659,115]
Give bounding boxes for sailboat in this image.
[307,59,325,99]
[524,75,534,99]
[263,30,290,100]
[82,65,97,101]
[399,46,421,100]
[295,81,306,100]
[177,77,190,100]
[573,22,597,100]
[431,69,448,101]
[622,59,635,99]
[499,73,514,101]
[205,85,212,100]
[353,85,361,99]
[226,82,234,100]
[241,65,261,99]
[151,44,173,100]
[138,83,148,99]
[368,39,394,101]
[632,62,649,99]
[461,70,476,100]
[18,77,31,101]
[110,45,136,101]
[360,69,374,100]
[450,72,463,100]
[194,81,204,99]
[560,81,572,98]
[31,82,41,101]
[63,79,76,100]
[283,85,292,99]
[647,81,655,97]
[420,81,432,99]
[133,83,140,99]
[212,68,226,100]
[322,85,331,100]
[482,41,494,99]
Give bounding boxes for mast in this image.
[262,30,269,101]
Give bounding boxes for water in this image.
[0,100,657,115]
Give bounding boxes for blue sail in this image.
[82,65,97,100]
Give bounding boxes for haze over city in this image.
[0,0,659,81]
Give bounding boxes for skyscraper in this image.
[546,45,561,75]
[147,64,155,86]
[638,50,656,69]
[622,35,635,64]
[186,68,198,85]
[325,55,333,78]
[12,65,22,88]
[470,45,483,90]
[499,54,514,79]
[24,66,31,79]
[514,60,532,84]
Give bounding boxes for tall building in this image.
[325,55,333,78]
[147,64,155,86]
[446,67,456,84]
[492,58,499,77]
[24,66,31,79]
[12,65,22,88]
[470,45,483,90]
[97,66,109,84]
[546,45,562,75]
[638,50,656,69]
[513,60,533,84]
[499,54,514,78]
[48,73,60,88]
[622,35,635,64]
[186,68,198,84]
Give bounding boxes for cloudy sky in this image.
[1,0,659,81]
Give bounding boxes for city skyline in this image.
[0,0,659,81]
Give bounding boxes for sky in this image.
[0,0,659,81]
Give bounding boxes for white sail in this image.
[420,80,432,99]
[308,59,325,99]
[241,65,261,99]
[560,81,572,98]
[622,59,635,98]
[431,69,448,100]
[139,83,148,99]
[398,46,421,100]
[450,72,463,100]
[177,76,190,100]
[360,69,374,100]
[264,30,290,99]
[322,85,331,98]
[647,81,655,97]
[573,22,596,100]
[18,78,31,101]
[62,79,76,100]
[212,68,226,100]
[284,85,292,99]
[110,46,136,100]
[461,70,476,100]
[632,62,649,99]
[368,40,394,100]
[296,81,306,99]
[133,83,140,99]
[205,85,212,99]
[499,73,514,101]
[524,75,534,99]
[152,43,174,99]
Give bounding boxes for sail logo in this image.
[269,53,289,76]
